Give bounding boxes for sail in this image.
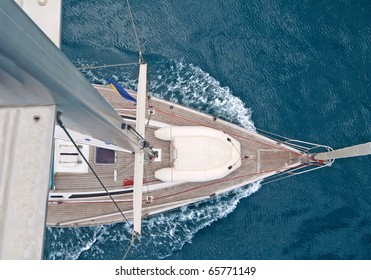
[0,1,135,151]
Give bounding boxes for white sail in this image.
[314,142,371,161]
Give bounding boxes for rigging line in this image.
[125,0,143,62]
[154,163,322,203]
[260,165,310,186]
[56,114,133,229]
[255,127,328,153]
[154,107,307,158]
[143,165,151,201]
[142,165,153,217]
[227,137,240,154]
[155,166,294,201]
[143,166,152,209]
[123,231,137,260]
[255,127,293,142]
[128,125,157,155]
[77,62,139,70]
[219,165,325,202]
[128,124,145,140]
[152,105,307,163]
[145,108,153,133]
[58,163,313,207]
[260,163,329,186]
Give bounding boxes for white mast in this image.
[14,0,62,47]
[6,1,136,152]
[132,63,147,236]
[0,0,136,259]
[1,0,60,260]
[314,142,371,161]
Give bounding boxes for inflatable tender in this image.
[154,126,241,182]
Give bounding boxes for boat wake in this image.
[44,59,260,259]
[78,57,255,131]
[148,59,255,131]
[134,182,261,259]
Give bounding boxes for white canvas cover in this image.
[154,126,241,182]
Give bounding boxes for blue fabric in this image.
[108,78,137,103]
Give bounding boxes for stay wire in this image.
[123,231,137,260]
[128,125,157,155]
[145,108,153,133]
[77,62,139,70]
[125,0,143,62]
[56,115,132,229]
[143,165,151,199]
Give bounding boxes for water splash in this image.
[149,59,255,131]
[130,182,262,259]
[77,58,255,130]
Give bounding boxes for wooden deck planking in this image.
[48,85,304,227]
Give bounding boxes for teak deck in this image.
[48,85,305,227]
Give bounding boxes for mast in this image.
[0,1,59,260]
[6,1,136,152]
[132,62,148,236]
[14,0,62,47]
[314,142,371,161]
[0,0,137,259]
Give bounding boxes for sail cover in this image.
[0,1,135,151]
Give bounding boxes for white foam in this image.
[131,182,262,259]
[79,58,255,130]
[149,59,255,131]
[44,225,117,260]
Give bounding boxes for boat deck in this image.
[48,85,306,227]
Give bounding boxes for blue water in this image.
[44,0,371,260]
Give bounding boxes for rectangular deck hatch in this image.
[94,147,116,165]
[54,139,89,173]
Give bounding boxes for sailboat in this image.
[0,0,369,259]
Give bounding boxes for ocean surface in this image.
[44,0,370,260]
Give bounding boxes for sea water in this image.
[44,0,370,260]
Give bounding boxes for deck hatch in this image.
[94,147,116,165]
